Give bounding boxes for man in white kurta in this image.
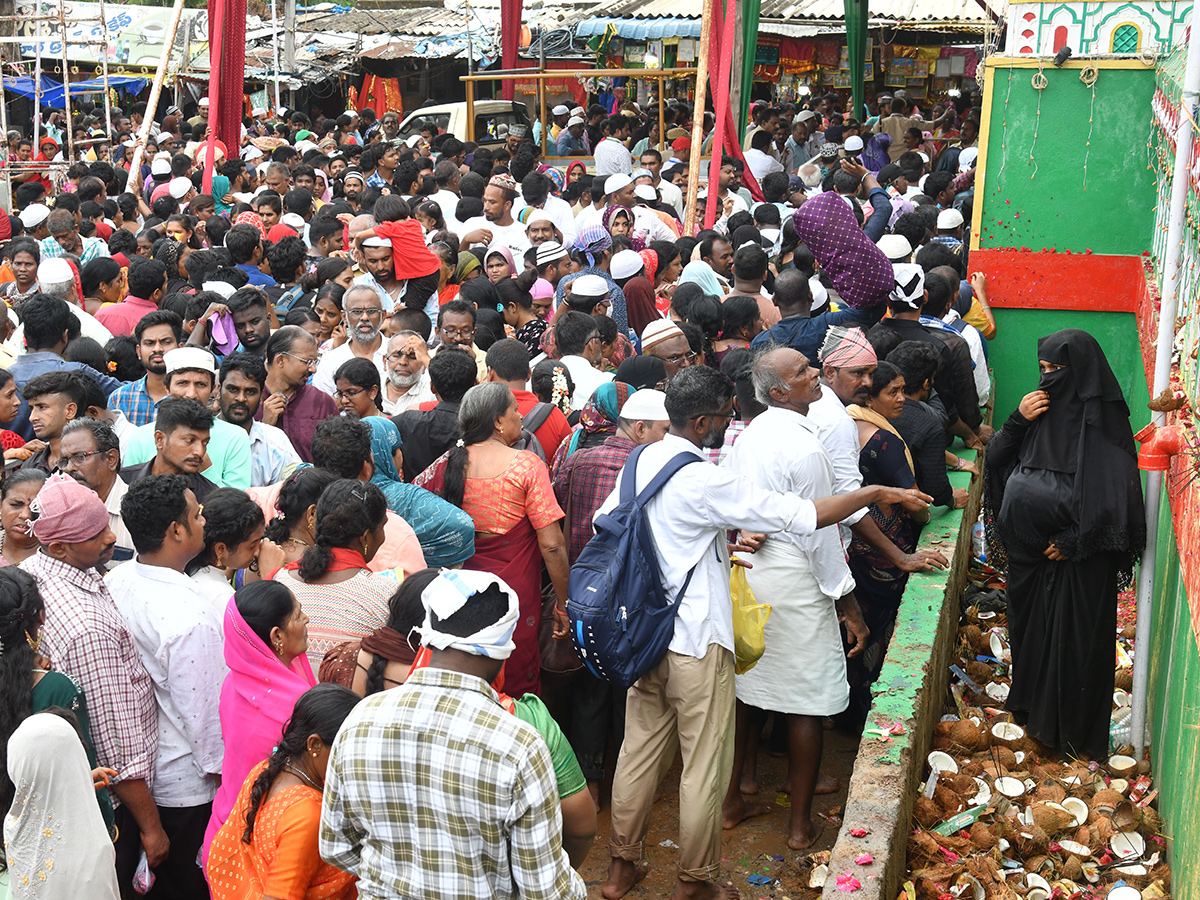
[721,347,867,852]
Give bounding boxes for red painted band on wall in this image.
[969,249,1147,313]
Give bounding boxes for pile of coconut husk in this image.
[904,585,1167,900]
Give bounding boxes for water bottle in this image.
[971,522,986,563]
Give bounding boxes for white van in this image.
[396,100,532,148]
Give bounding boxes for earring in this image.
[25,631,40,653]
[312,750,318,757]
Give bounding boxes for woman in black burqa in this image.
[984,329,1145,758]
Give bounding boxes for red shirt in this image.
[513,389,573,463]
[93,296,160,337]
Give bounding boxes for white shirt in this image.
[725,407,855,599]
[595,433,818,659]
[429,189,461,226]
[744,147,785,181]
[382,370,435,416]
[658,178,685,219]
[248,419,301,487]
[455,215,531,257]
[560,355,614,411]
[630,206,677,243]
[944,310,991,404]
[593,136,633,177]
[313,338,387,396]
[513,194,578,248]
[805,386,868,535]
[7,304,113,358]
[107,562,226,807]
[103,476,135,569]
[189,565,234,620]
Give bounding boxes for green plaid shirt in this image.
[319,666,585,900]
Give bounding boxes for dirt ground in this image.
[576,723,861,899]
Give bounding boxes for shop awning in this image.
[3,75,148,108]
[575,16,704,39]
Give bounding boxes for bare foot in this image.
[603,858,649,900]
[673,879,741,900]
[815,772,841,795]
[788,817,824,851]
[739,774,758,795]
[722,794,772,830]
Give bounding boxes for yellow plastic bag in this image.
[730,560,772,674]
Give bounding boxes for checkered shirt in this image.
[21,552,157,787]
[319,666,586,900]
[108,376,159,427]
[39,234,111,265]
[552,434,637,564]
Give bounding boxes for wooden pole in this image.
[683,0,714,236]
[126,0,186,194]
[98,0,114,142]
[538,36,547,157]
[657,75,665,152]
[60,6,74,161]
[461,67,694,81]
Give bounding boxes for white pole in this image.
[1130,25,1200,754]
[271,0,280,113]
[98,0,113,142]
[32,17,40,152]
[126,0,187,192]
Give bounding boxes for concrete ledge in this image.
[821,457,982,900]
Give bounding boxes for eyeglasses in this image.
[385,351,419,363]
[662,351,698,367]
[280,350,319,369]
[346,307,384,320]
[440,327,476,340]
[56,449,106,469]
[585,334,602,346]
[334,386,368,401]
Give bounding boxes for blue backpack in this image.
[566,444,702,690]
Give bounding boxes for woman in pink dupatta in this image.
[201,581,315,862]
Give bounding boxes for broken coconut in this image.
[990,722,1025,749]
[1108,754,1138,779]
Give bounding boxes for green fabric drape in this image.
[737,0,761,141]
[845,0,869,121]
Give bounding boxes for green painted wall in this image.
[978,66,1157,255]
[1148,489,1200,900]
[988,308,1151,426]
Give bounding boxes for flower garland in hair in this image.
[551,367,571,417]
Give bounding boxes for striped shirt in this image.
[320,666,586,900]
[271,567,393,670]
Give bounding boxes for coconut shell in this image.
[932,735,955,751]
[1016,823,1050,858]
[1024,854,1051,876]
[934,721,956,738]
[1150,864,1171,890]
[958,758,985,777]
[967,660,994,684]
[949,772,980,797]
[934,783,965,817]
[1030,803,1075,835]
[1062,856,1084,882]
[1073,825,1092,847]
[1140,806,1162,835]
[969,821,998,850]
[985,882,1019,900]
[909,829,941,861]
[1113,800,1143,830]
[914,796,941,829]
[1114,668,1133,692]
[963,624,984,651]
[1135,759,1152,776]
[949,720,988,753]
[1092,816,1116,847]
[1033,780,1067,804]
[1089,789,1126,819]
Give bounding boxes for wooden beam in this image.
[683,0,715,235]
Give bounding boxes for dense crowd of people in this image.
[0,83,1143,900]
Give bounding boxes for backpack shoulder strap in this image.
[634,451,702,507]
[618,443,648,505]
[521,402,555,433]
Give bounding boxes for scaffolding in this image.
[0,0,129,207]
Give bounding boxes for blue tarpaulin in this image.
[575,17,704,40]
[2,75,148,109]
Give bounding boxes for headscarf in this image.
[622,275,660,339]
[565,160,587,184]
[455,251,481,283]
[574,225,612,267]
[791,191,894,310]
[233,210,266,238]
[615,356,667,390]
[564,381,635,457]
[731,224,764,251]
[314,169,333,203]
[862,133,892,173]
[985,329,1145,580]
[484,244,517,279]
[602,205,632,234]
[5,715,120,900]
[679,259,723,298]
[639,248,659,283]
[542,166,566,195]
[820,325,877,368]
[420,570,519,660]
[210,174,232,215]
[848,402,914,473]
[205,594,317,857]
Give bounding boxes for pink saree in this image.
[201,595,317,863]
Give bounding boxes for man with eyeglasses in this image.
[640,319,696,382]
[57,418,135,567]
[429,299,487,383]
[313,285,388,395]
[256,326,338,464]
[381,331,434,415]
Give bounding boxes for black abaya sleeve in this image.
[983,409,1033,569]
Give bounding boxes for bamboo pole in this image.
[126,0,187,195]
[682,0,714,236]
[657,75,665,152]
[98,0,113,142]
[60,6,74,161]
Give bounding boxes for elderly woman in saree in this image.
[985,329,1144,758]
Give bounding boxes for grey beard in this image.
[352,325,381,346]
[387,369,422,390]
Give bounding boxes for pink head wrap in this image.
[234,211,267,238]
[820,325,878,369]
[30,474,110,544]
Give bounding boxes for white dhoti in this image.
[734,536,850,717]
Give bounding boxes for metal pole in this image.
[538,34,547,157]
[1131,22,1200,756]
[0,46,9,207]
[32,17,40,152]
[126,0,187,194]
[657,75,665,151]
[682,0,715,236]
[271,0,281,113]
[59,6,74,161]
[283,0,295,109]
[98,0,113,143]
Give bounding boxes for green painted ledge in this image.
[821,452,980,900]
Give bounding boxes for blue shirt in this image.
[750,306,884,365]
[5,352,122,440]
[108,376,160,428]
[235,264,276,288]
[556,131,586,156]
